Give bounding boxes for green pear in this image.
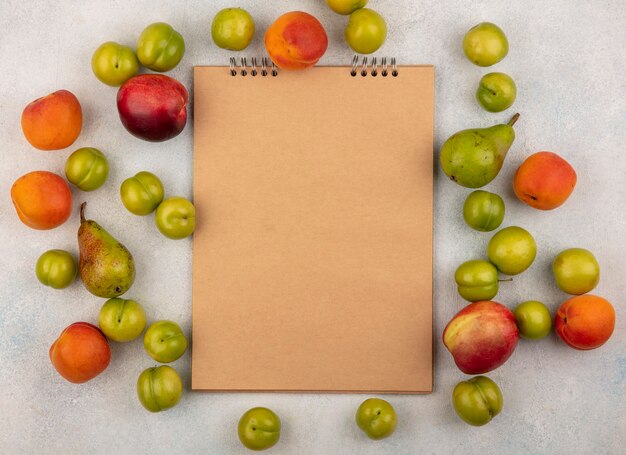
[78,202,135,298]
[440,113,519,188]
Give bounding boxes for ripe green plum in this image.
[36,249,77,289]
[326,0,368,15]
[155,197,196,239]
[514,300,552,339]
[143,320,188,363]
[487,226,536,275]
[120,171,164,216]
[91,42,139,87]
[137,365,182,412]
[552,248,600,295]
[455,260,499,301]
[238,407,281,451]
[355,398,397,440]
[452,376,503,426]
[344,8,387,55]
[211,8,255,51]
[137,22,185,72]
[463,190,505,232]
[476,72,517,112]
[463,22,508,67]
[98,298,147,342]
[65,147,109,191]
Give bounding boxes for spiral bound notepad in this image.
[192,58,434,393]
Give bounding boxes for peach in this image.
[513,151,576,210]
[21,89,82,150]
[11,171,72,230]
[49,322,111,383]
[555,295,615,350]
[265,11,328,70]
[443,301,519,374]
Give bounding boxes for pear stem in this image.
[508,113,520,127]
[498,278,513,282]
[80,202,87,223]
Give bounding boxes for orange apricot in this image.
[11,171,72,230]
[555,295,615,350]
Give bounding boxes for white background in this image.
[0,1,624,454]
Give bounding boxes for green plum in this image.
[65,147,109,191]
[155,197,196,239]
[345,8,387,55]
[514,300,552,339]
[120,171,164,216]
[463,190,505,232]
[91,42,139,86]
[552,248,600,295]
[137,22,185,72]
[326,0,368,15]
[98,298,147,342]
[238,407,281,451]
[476,72,517,112]
[211,8,255,51]
[143,320,188,363]
[452,375,503,426]
[137,365,183,412]
[36,249,77,289]
[463,22,508,67]
[355,398,397,440]
[487,226,536,275]
[455,260,499,302]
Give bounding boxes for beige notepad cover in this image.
[192,65,434,393]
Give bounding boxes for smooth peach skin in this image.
[21,89,82,150]
[555,295,615,350]
[49,322,111,383]
[443,301,519,374]
[265,11,328,70]
[513,151,577,210]
[11,171,72,230]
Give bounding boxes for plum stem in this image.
[498,278,513,282]
[508,113,520,127]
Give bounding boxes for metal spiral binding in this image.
[229,57,277,77]
[350,56,398,77]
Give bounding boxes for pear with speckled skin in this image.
[440,114,519,188]
[78,202,135,298]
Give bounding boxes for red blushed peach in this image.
[265,11,328,70]
[443,301,519,374]
[49,322,111,383]
[11,171,73,230]
[513,151,577,210]
[21,90,82,150]
[555,295,615,350]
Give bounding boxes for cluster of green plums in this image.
[326,1,388,55]
[92,22,185,86]
[463,22,517,113]
[238,398,397,451]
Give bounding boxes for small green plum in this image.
[211,8,255,51]
[91,42,139,86]
[455,260,499,302]
[345,8,387,55]
[463,190,505,232]
[155,197,196,239]
[143,320,188,363]
[552,248,600,295]
[120,171,164,216]
[355,398,397,440]
[463,22,508,67]
[98,298,147,342]
[137,22,185,72]
[326,0,368,15]
[487,226,536,275]
[137,365,183,412]
[514,301,552,339]
[65,147,109,191]
[238,407,281,451]
[452,376,503,426]
[476,72,517,112]
[36,249,77,289]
